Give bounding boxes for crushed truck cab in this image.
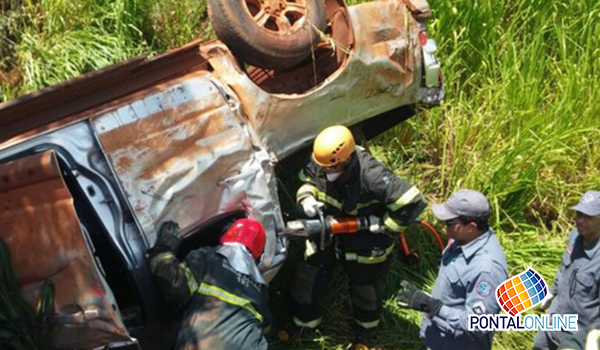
[0,0,443,348]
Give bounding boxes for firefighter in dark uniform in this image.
[534,191,600,350]
[148,218,271,350]
[290,125,427,349]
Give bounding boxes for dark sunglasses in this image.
[444,219,462,227]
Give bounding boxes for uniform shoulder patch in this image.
[472,301,487,314]
[382,176,391,185]
[476,281,492,297]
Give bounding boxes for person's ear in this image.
[467,221,478,231]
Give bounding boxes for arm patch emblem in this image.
[476,281,492,297]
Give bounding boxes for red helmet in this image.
[220,218,266,260]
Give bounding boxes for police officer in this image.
[290,125,427,349]
[534,190,600,350]
[148,218,271,350]
[397,189,508,350]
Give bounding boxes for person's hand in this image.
[540,292,554,310]
[155,221,182,252]
[397,280,443,316]
[301,196,324,218]
[368,215,384,233]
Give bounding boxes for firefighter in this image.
[534,191,600,350]
[397,189,508,350]
[289,125,427,349]
[148,218,271,350]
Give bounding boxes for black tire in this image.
[207,0,327,70]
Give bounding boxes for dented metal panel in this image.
[92,71,285,269]
[402,0,431,20]
[204,0,422,159]
[0,41,208,145]
[0,151,132,349]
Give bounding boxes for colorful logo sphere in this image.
[496,267,548,316]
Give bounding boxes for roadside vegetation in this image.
[1,0,599,349]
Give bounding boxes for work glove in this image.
[540,292,554,310]
[300,196,324,218]
[397,280,443,316]
[368,215,384,234]
[155,221,182,252]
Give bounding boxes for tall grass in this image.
[0,0,212,100]
[1,0,599,349]
[368,0,600,348]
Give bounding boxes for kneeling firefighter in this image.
[289,125,427,349]
[149,218,271,350]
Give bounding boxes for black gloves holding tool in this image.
[396,280,443,316]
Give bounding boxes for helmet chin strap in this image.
[326,171,343,182]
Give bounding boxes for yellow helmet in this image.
[312,125,356,167]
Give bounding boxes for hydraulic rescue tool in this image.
[280,211,445,263]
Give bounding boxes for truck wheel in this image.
[207,0,327,69]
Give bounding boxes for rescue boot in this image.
[276,323,319,342]
[351,334,383,350]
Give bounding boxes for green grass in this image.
[0,0,213,100]
[2,0,600,349]
[366,0,600,348]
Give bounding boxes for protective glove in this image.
[301,196,324,218]
[540,292,554,310]
[397,280,443,316]
[368,215,384,234]
[155,221,182,252]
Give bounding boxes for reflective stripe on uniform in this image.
[198,283,263,323]
[293,316,322,328]
[298,169,317,184]
[150,251,176,273]
[297,184,318,202]
[305,240,317,258]
[383,212,406,232]
[345,243,395,264]
[587,329,600,350]
[181,262,199,295]
[357,199,380,209]
[354,318,380,329]
[316,191,343,210]
[387,186,421,212]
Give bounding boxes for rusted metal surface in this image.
[204,0,423,159]
[0,1,442,345]
[0,151,132,349]
[243,0,353,94]
[91,71,285,270]
[402,0,431,20]
[0,40,208,145]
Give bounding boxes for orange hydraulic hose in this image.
[317,217,445,255]
[417,220,445,253]
[398,232,412,256]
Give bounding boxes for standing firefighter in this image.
[289,125,427,349]
[397,189,508,350]
[148,218,271,350]
[534,191,600,350]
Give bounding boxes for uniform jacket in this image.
[149,243,271,350]
[420,229,508,350]
[297,148,426,232]
[296,149,427,260]
[546,229,600,345]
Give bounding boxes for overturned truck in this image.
[0,0,443,348]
